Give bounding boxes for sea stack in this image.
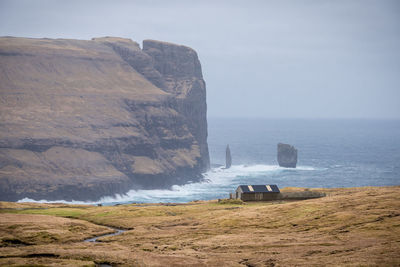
[226,144,232,169]
[277,143,297,168]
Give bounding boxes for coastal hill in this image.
[0,36,209,201]
[0,186,399,265]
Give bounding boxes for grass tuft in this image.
[217,198,245,205]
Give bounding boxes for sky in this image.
[0,0,399,119]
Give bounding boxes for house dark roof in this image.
[237,184,280,193]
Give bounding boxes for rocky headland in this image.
[0,36,210,201]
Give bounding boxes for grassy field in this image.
[0,186,399,266]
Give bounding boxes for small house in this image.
[233,185,280,201]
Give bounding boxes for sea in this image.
[19,118,400,205]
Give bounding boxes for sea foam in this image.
[17,164,317,205]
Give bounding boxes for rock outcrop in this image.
[225,145,232,169]
[277,143,297,168]
[0,36,210,201]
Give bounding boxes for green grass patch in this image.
[1,208,86,218]
[217,199,244,205]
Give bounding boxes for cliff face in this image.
[0,36,210,201]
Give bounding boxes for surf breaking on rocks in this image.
[18,165,319,205]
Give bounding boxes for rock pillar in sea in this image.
[226,144,232,169]
[277,143,297,168]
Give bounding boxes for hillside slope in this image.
[0,186,399,266]
[0,36,209,201]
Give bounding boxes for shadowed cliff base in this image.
[0,36,210,201]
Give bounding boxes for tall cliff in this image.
[0,36,210,201]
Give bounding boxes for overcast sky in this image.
[1,0,399,118]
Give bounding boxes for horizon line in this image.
[207,116,400,120]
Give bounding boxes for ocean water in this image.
[19,118,400,205]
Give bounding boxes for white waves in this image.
[17,164,318,205]
[17,197,98,205]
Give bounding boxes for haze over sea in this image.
[19,118,400,205]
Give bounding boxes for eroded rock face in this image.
[142,40,209,172]
[0,36,210,201]
[277,143,297,168]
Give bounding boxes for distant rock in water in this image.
[277,143,297,168]
[226,145,232,169]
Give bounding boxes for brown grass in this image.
[0,186,399,266]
